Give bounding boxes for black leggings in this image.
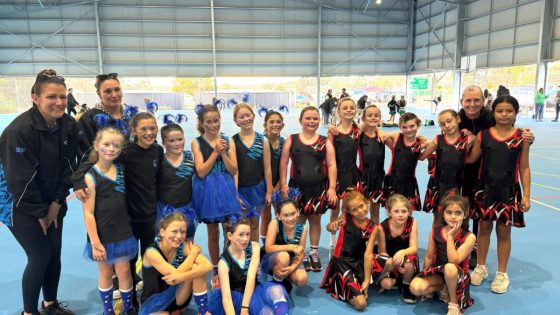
[129,220,155,306]
[10,211,64,313]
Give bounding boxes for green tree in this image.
[173,78,214,96]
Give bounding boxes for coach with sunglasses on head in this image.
[0,69,77,315]
[76,73,131,165]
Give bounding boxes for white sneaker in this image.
[447,304,462,315]
[490,272,510,294]
[470,265,488,286]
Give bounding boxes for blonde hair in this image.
[233,103,254,121]
[88,127,125,163]
[385,193,412,215]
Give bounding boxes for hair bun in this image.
[39,69,57,76]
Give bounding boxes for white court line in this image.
[533,171,560,178]
[531,198,560,212]
[530,146,560,149]
[533,183,560,191]
[532,154,560,162]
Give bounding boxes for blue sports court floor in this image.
[1,106,559,314]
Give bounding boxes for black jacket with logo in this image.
[0,106,77,222]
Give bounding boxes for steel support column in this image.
[453,0,465,108]
[211,0,218,97]
[535,0,553,90]
[317,6,322,108]
[94,0,103,74]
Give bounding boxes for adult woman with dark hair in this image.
[0,69,77,315]
[76,73,131,165]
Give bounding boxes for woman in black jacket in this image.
[0,69,77,315]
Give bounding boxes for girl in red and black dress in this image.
[410,192,476,315]
[376,194,419,304]
[320,191,385,311]
[359,105,385,224]
[381,112,424,210]
[466,96,531,294]
[420,109,475,223]
[328,97,361,256]
[280,106,337,272]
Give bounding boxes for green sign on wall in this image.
[410,77,429,90]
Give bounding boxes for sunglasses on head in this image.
[38,73,65,82]
[96,73,118,80]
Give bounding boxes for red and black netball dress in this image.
[423,134,469,213]
[474,128,525,227]
[320,214,385,302]
[331,124,362,197]
[379,217,418,279]
[359,132,385,203]
[417,227,474,312]
[288,134,330,215]
[384,134,422,210]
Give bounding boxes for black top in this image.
[157,151,194,207]
[289,134,327,186]
[266,135,284,187]
[458,107,495,193]
[197,135,228,173]
[478,129,523,188]
[274,219,304,246]
[387,134,421,180]
[221,244,254,292]
[76,106,131,165]
[233,132,265,187]
[332,125,360,181]
[433,226,471,272]
[387,100,398,109]
[359,132,385,183]
[86,163,132,243]
[122,143,163,223]
[332,213,376,259]
[0,105,77,220]
[433,134,468,194]
[141,241,187,302]
[380,217,414,257]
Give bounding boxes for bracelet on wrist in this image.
[241,305,250,309]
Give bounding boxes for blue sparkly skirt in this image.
[83,236,138,264]
[208,281,290,315]
[156,202,198,239]
[192,171,243,224]
[238,180,267,216]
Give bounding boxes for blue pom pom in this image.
[195,103,205,115]
[271,188,301,205]
[258,106,269,118]
[241,93,250,103]
[278,104,289,114]
[162,114,175,125]
[123,105,139,120]
[93,113,110,128]
[146,101,159,113]
[213,98,225,109]
[175,114,188,124]
[226,98,237,108]
[114,119,129,135]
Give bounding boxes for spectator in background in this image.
[320,89,334,125]
[534,87,546,122]
[387,95,398,123]
[485,93,494,110]
[397,95,407,115]
[340,88,349,99]
[357,95,368,116]
[497,85,510,97]
[554,88,560,122]
[66,88,79,116]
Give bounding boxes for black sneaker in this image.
[308,251,323,272]
[40,301,76,315]
[468,247,478,270]
[402,284,417,304]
